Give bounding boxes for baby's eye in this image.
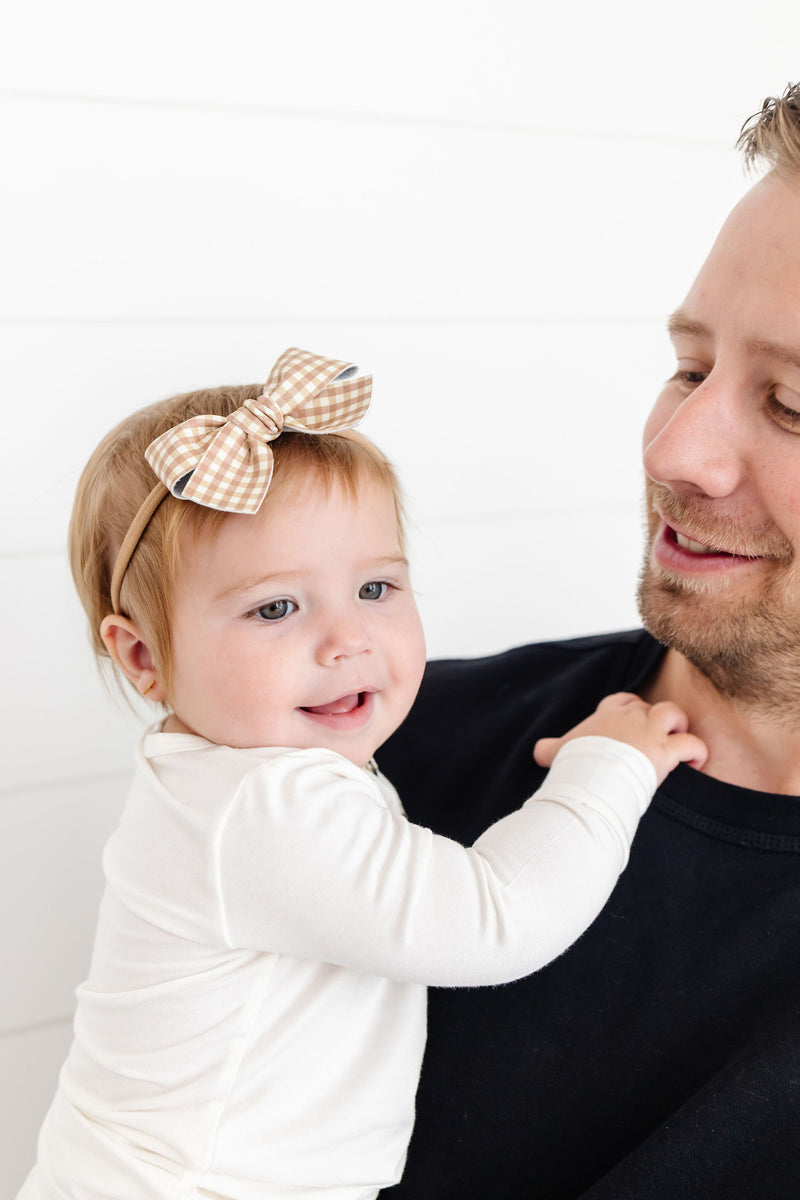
[359,581,389,601]
[255,599,297,621]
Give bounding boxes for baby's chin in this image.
[164,701,397,768]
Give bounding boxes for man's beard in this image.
[637,485,800,716]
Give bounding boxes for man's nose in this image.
[642,376,746,499]
[315,610,373,665]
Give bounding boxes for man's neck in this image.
[642,648,800,795]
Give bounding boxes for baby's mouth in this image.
[300,692,366,716]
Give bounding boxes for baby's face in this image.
[163,472,426,767]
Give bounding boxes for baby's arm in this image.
[533,692,707,784]
[217,704,704,988]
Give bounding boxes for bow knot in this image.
[229,395,285,441]
[145,348,372,515]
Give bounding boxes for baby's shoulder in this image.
[144,738,389,810]
[231,746,395,808]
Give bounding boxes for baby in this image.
[19,348,705,1199]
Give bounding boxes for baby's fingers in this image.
[533,736,563,768]
[663,730,708,772]
[647,700,691,735]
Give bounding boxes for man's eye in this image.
[671,369,707,389]
[767,394,800,431]
[359,581,389,601]
[255,599,297,621]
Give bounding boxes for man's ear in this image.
[100,614,166,702]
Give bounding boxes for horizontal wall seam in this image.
[0,1015,73,1041]
[0,769,132,799]
[0,315,666,327]
[0,499,639,565]
[0,89,728,149]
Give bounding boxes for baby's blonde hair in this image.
[69,381,405,695]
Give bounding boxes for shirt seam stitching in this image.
[654,794,800,854]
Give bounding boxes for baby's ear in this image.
[99,614,165,702]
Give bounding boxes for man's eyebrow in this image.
[666,310,712,340]
[668,309,800,372]
[746,337,800,372]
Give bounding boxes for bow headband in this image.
[109,347,372,613]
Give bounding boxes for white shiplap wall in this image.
[2,2,798,1191]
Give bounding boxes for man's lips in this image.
[646,483,794,572]
[653,523,765,574]
[670,527,741,557]
[673,530,720,556]
[298,690,375,730]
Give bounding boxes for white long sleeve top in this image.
[20,731,655,1200]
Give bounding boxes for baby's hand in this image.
[533,692,707,786]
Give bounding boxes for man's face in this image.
[638,170,800,707]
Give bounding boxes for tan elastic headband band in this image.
[110,482,169,613]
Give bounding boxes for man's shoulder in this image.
[420,627,662,701]
[380,629,665,836]
[382,629,664,776]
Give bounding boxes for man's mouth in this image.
[673,530,730,557]
[668,524,769,560]
[654,523,771,575]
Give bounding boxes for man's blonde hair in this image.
[69,381,404,695]
[737,82,800,176]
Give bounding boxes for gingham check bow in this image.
[145,347,372,514]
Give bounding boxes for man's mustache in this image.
[646,483,794,563]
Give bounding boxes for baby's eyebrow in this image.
[369,555,410,570]
[213,556,410,603]
[213,572,290,603]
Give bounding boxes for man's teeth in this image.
[675,532,715,555]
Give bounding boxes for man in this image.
[378,86,800,1199]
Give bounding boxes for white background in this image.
[1,2,797,1191]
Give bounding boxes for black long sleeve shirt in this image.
[377,630,800,1200]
